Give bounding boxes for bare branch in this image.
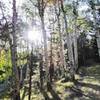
[29,0,38,8]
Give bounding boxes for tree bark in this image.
[37,0,49,85]
[28,51,33,100]
[60,0,75,81]
[39,54,44,89]
[49,33,53,82]
[54,1,65,75]
[72,3,78,72]
[11,0,20,99]
[90,0,100,58]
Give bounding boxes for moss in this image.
[47,92,53,98]
[62,82,74,88]
[56,85,65,94]
[75,74,81,80]
[55,80,74,98]
[56,80,74,87]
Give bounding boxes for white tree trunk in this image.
[73,17,78,71]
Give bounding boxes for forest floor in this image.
[1,64,100,100]
[20,64,100,100]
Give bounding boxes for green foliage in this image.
[64,4,73,13]
[0,49,12,81]
[17,51,28,66]
[77,17,92,31]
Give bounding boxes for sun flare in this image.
[27,28,42,44]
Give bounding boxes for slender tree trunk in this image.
[37,0,49,86]
[26,40,30,79]
[73,4,78,70]
[54,1,65,75]
[20,67,23,87]
[90,0,100,58]
[28,66,32,100]
[11,0,20,99]
[49,33,55,83]
[41,16,49,83]
[73,35,78,71]
[60,0,75,81]
[49,33,53,82]
[57,14,65,72]
[28,51,33,100]
[39,54,44,89]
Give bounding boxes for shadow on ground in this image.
[40,84,61,100]
[64,65,100,100]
